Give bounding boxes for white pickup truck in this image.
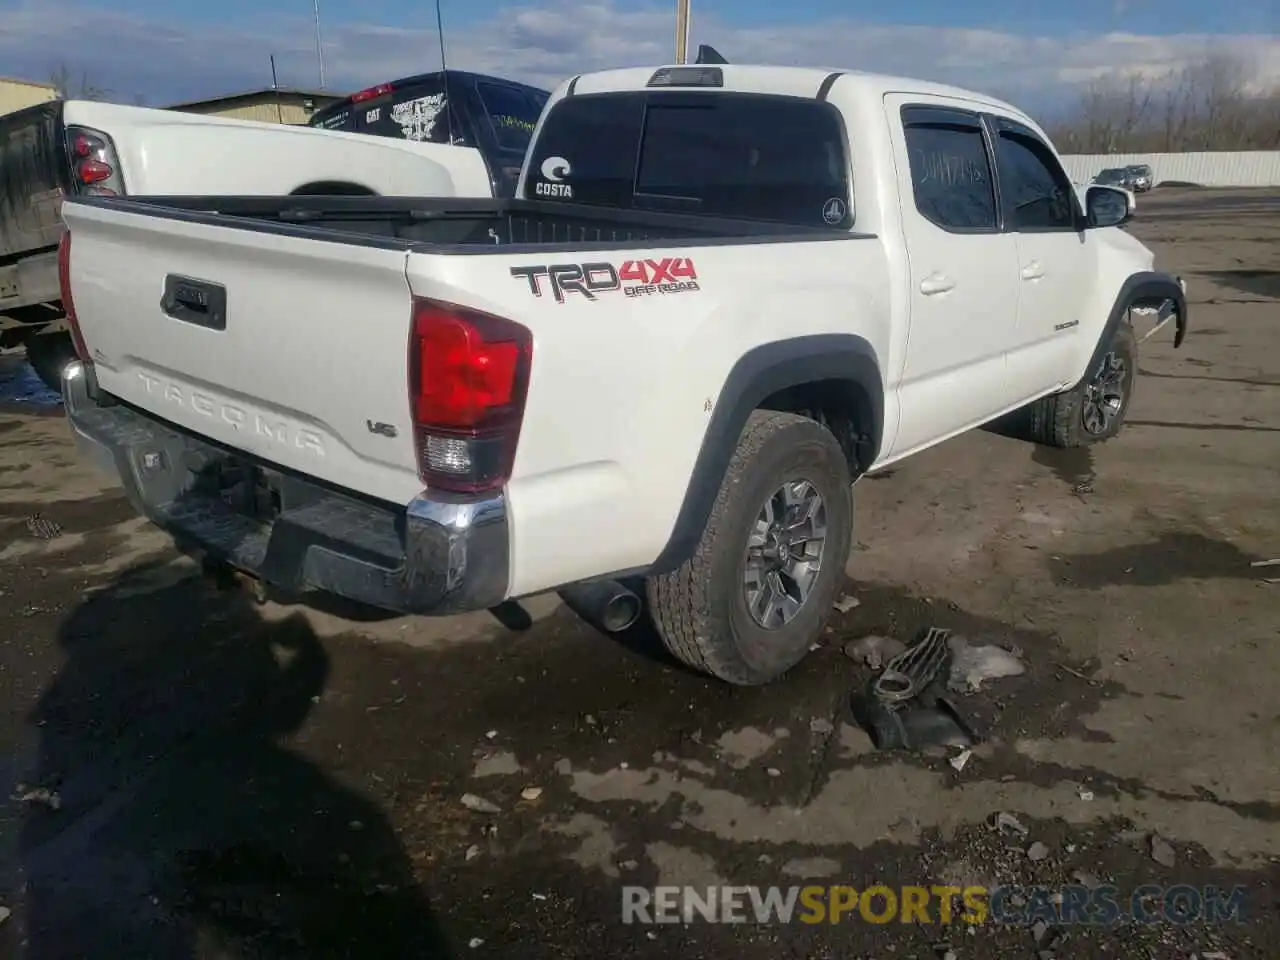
[58,63,1187,685]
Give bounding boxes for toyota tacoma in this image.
[56,62,1187,685]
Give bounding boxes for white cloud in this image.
[2,0,1277,114]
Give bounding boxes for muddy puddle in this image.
[0,354,61,415]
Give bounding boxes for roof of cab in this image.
[564,64,1023,117]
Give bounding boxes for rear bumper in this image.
[62,361,510,615]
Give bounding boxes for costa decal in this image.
[535,156,574,198]
[509,257,699,304]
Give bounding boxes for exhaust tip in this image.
[601,592,641,632]
[558,579,642,634]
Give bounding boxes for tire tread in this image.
[647,410,846,685]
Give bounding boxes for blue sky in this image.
[2,0,1277,116]
[79,0,1276,37]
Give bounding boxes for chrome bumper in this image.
[62,361,510,615]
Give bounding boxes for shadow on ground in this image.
[1200,269,1280,300]
[13,569,452,959]
[1048,532,1266,588]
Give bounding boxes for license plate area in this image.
[211,460,282,525]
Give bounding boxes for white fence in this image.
[1059,152,1280,188]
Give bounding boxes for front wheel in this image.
[1023,322,1137,449]
[646,410,853,686]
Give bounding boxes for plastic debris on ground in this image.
[460,793,501,814]
[946,635,1025,692]
[832,594,861,613]
[843,634,907,670]
[989,811,1029,836]
[25,513,63,542]
[849,627,980,751]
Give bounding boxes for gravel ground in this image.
[0,187,1277,959]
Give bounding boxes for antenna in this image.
[435,0,455,144]
[313,0,326,89]
[695,44,727,64]
[270,54,284,124]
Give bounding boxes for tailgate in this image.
[61,199,423,505]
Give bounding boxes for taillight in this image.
[351,83,393,104]
[408,299,532,494]
[57,231,91,363]
[65,125,126,197]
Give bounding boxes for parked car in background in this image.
[1093,167,1133,188]
[0,70,549,391]
[1125,164,1153,192]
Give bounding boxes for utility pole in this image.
[675,0,690,64]
[313,0,326,89]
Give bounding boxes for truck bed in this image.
[93,194,857,251]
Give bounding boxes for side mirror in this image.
[1085,184,1133,228]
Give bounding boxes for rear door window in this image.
[525,92,851,228]
[476,81,547,153]
[901,112,998,231]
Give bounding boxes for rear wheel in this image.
[1022,321,1137,448]
[646,410,853,685]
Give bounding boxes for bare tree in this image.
[47,61,111,101]
[1049,51,1279,153]
[1070,71,1155,152]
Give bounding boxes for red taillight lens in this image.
[77,159,112,184]
[57,231,91,363]
[65,125,125,197]
[351,83,393,104]
[409,299,532,494]
[71,133,103,157]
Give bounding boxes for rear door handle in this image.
[919,273,955,296]
[1020,261,1045,281]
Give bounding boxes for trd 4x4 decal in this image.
[509,257,699,304]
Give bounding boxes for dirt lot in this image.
[0,188,1277,959]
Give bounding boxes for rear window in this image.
[476,81,547,152]
[524,92,851,228]
[309,82,457,143]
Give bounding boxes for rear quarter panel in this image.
[408,238,893,596]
